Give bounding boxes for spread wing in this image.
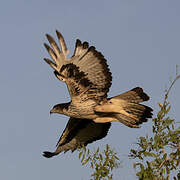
[44,30,112,100]
[43,118,111,158]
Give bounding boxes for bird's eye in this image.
[61,77,65,82]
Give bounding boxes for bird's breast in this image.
[67,99,98,119]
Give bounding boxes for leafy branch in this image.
[129,71,180,180]
[78,144,121,180]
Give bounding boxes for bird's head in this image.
[50,103,69,115]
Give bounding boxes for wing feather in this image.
[43,118,111,158]
[44,31,112,100]
[56,30,69,55]
[46,34,61,56]
[44,43,57,62]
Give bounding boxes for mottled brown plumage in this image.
[43,31,153,158]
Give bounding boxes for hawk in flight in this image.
[43,30,153,158]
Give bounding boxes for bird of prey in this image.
[43,30,153,158]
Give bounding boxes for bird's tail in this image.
[95,87,153,128]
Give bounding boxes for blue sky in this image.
[0,1,180,179]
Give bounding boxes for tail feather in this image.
[115,113,140,128]
[113,104,152,128]
[95,87,153,128]
[113,87,149,103]
[126,104,153,119]
[114,88,153,127]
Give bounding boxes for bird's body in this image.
[42,31,153,158]
[56,100,99,119]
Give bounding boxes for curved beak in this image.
[50,108,54,114]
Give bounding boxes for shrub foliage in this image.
[78,144,120,180]
[130,74,180,180]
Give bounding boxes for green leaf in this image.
[82,158,90,165]
[81,153,85,163]
[166,105,171,113]
[79,151,82,160]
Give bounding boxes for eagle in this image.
[43,30,153,158]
